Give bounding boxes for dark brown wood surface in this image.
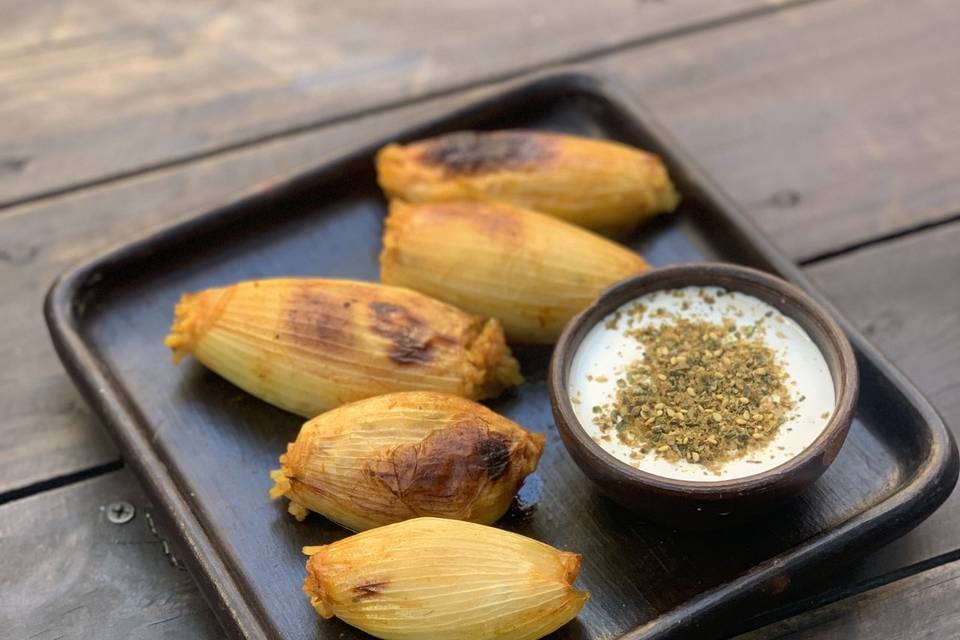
[3,0,959,638]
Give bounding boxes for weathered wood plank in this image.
[0,0,776,206]
[6,0,960,261]
[595,0,960,259]
[0,469,221,639]
[737,557,960,639]
[3,469,958,640]
[805,221,960,578]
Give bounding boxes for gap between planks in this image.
[737,547,960,636]
[735,550,960,639]
[0,0,828,213]
[0,459,123,506]
[799,210,960,266]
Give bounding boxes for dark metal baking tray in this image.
[45,73,958,640]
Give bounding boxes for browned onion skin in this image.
[270,392,544,531]
[302,518,588,639]
[376,129,679,235]
[165,278,522,417]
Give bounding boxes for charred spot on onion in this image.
[419,131,555,175]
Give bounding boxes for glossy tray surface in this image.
[46,74,957,640]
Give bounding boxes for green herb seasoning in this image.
[593,315,795,471]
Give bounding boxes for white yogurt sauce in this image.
[569,286,835,481]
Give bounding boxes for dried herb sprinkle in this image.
[593,311,795,471]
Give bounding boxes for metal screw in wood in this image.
[106,501,135,524]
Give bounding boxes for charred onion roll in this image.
[376,129,679,235]
[165,279,522,417]
[381,200,650,344]
[303,518,588,640]
[270,392,544,530]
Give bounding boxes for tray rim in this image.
[43,71,958,640]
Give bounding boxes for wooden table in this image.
[3,1,959,638]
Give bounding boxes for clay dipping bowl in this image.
[548,263,859,529]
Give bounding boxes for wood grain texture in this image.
[737,558,960,639]
[5,0,960,262]
[0,469,221,639]
[594,0,960,259]
[806,221,960,579]
[0,0,775,206]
